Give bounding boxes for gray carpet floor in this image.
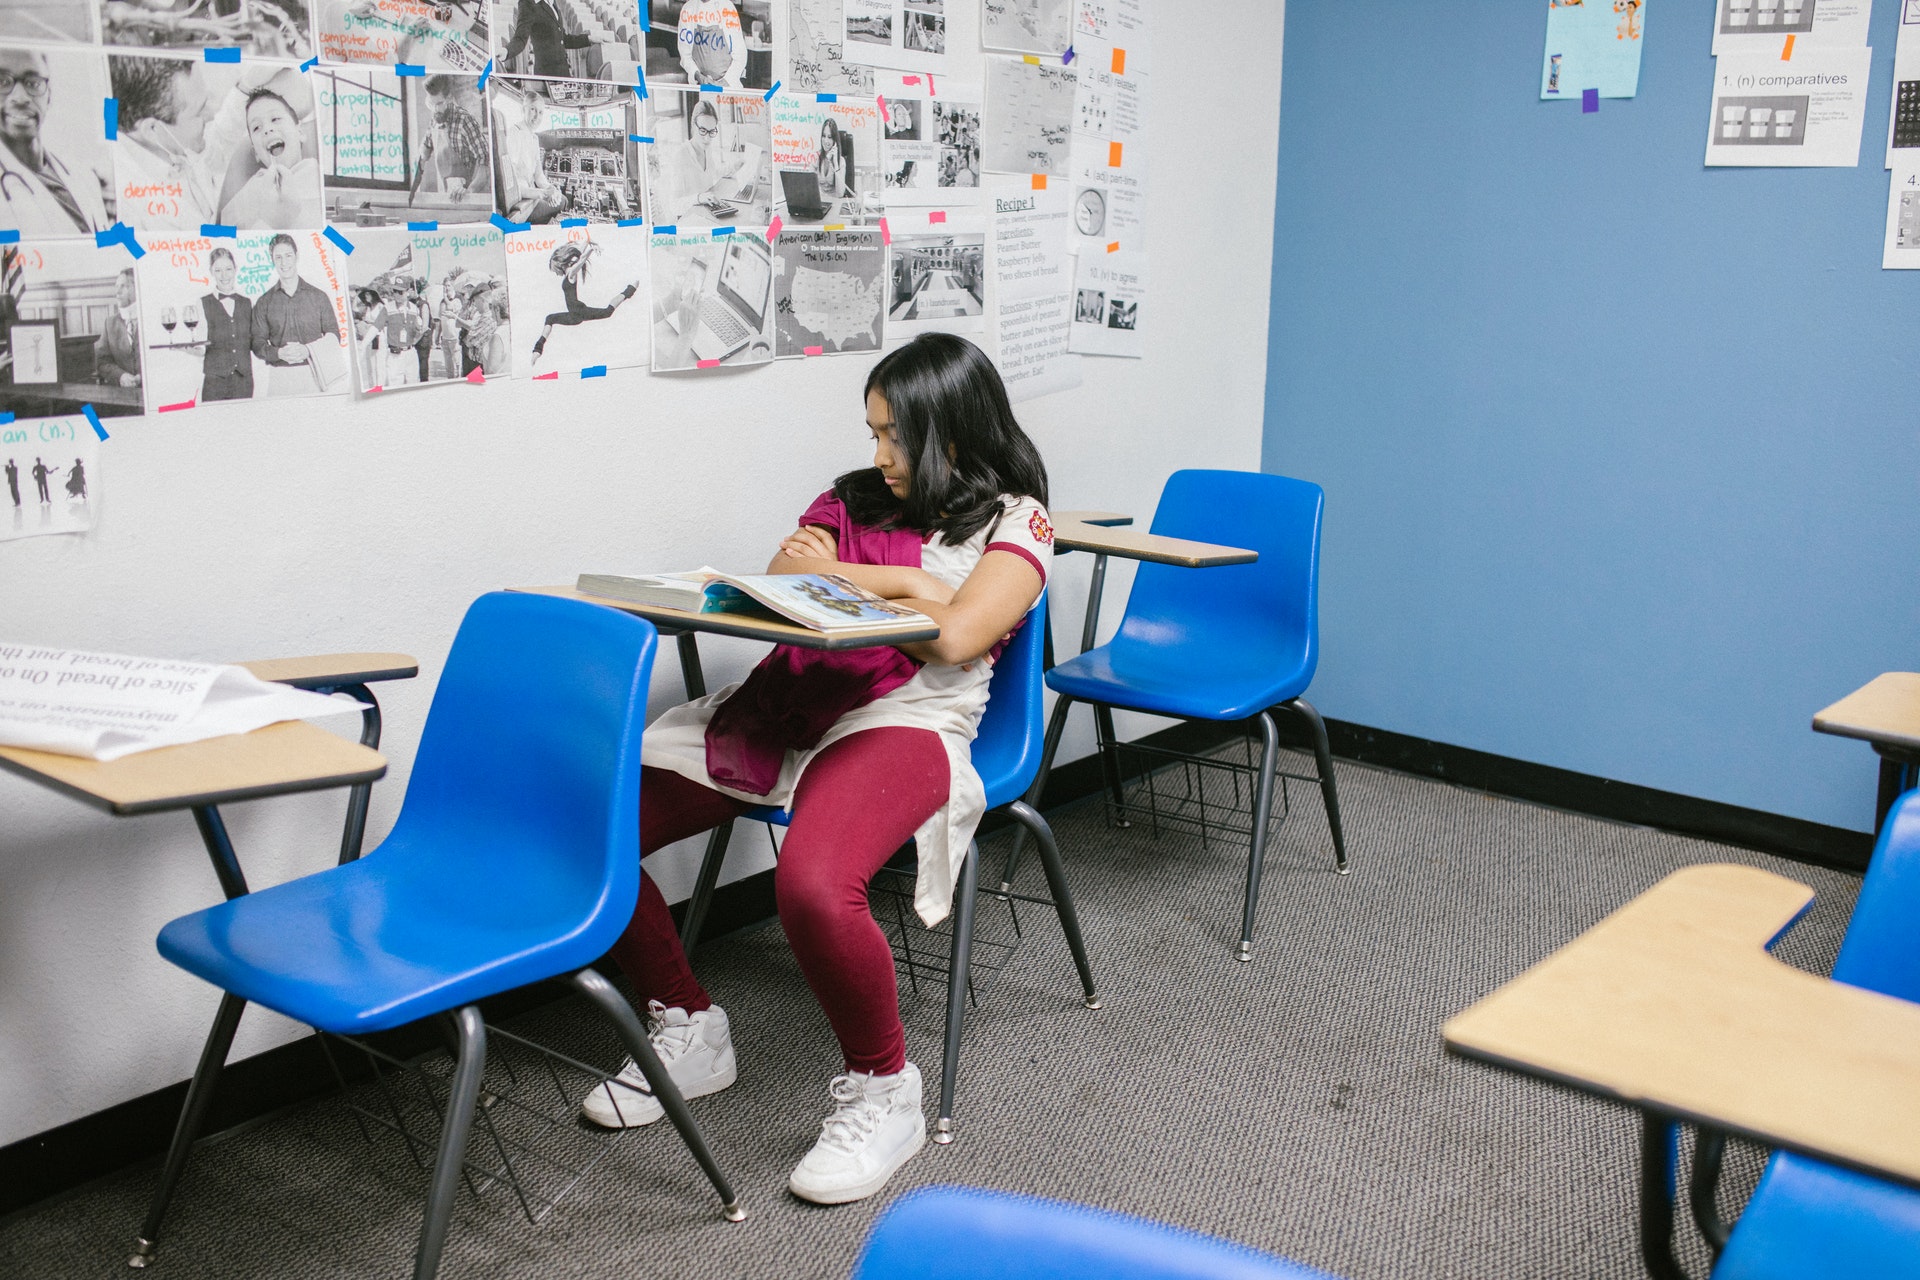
[0,749,1865,1280]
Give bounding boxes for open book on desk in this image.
[576,569,933,635]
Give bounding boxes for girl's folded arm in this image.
[894,549,1042,668]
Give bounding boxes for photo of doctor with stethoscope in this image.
[0,45,113,237]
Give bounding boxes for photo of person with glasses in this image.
[0,46,113,236]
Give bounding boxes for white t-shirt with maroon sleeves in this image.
[641,494,1054,926]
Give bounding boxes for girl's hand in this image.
[779,525,838,562]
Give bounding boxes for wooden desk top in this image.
[1053,518,1258,569]
[237,652,420,690]
[0,721,387,816]
[1444,863,1920,1188]
[1813,672,1920,756]
[1052,510,1135,528]
[511,586,941,651]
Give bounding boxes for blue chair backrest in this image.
[973,590,1048,810]
[1832,790,1920,1004]
[1114,469,1324,681]
[378,591,658,956]
[851,1186,1341,1280]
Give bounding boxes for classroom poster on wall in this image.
[1882,161,1920,265]
[0,45,114,239]
[0,241,146,424]
[1067,245,1142,358]
[1072,0,1150,75]
[786,0,878,94]
[1540,0,1646,100]
[770,94,884,224]
[1711,0,1872,55]
[650,228,778,370]
[645,88,774,227]
[987,179,1079,402]
[136,230,353,412]
[878,74,984,205]
[1,416,98,543]
[887,212,986,339]
[313,0,490,70]
[843,0,951,76]
[316,69,494,227]
[503,222,651,378]
[1885,11,1920,166]
[346,226,512,389]
[982,0,1072,58]
[642,0,775,92]
[1068,127,1143,251]
[982,56,1075,176]
[1704,45,1871,166]
[490,76,645,224]
[774,226,887,357]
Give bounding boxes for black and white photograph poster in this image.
[987,177,1077,401]
[1069,121,1142,249]
[314,0,490,71]
[843,0,950,76]
[650,227,776,370]
[316,68,494,227]
[1072,0,1149,68]
[645,87,771,227]
[109,55,326,232]
[1,1,93,43]
[135,229,352,412]
[774,226,884,357]
[1073,48,1145,144]
[489,0,641,84]
[642,0,774,92]
[97,0,315,58]
[0,45,116,238]
[886,213,984,340]
[982,0,1070,58]
[0,240,146,423]
[346,225,512,388]
[786,0,876,95]
[982,56,1074,176]
[489,75,642,224]
[502,219,649,378]
[1,413,98,543]
[876,72,982,205]
[769,93,881,225]
[1067,243,1142,358]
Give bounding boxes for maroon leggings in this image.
[608,726,950,1076]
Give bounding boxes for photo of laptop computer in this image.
[779,169,833,221]
[688,236,774,363]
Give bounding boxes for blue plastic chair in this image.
[850,1186,1344,1280]
[677,592,1100,1143]
[1037,470,1349,962]
[133,593,742,1280]
[1697,792,1920,1279]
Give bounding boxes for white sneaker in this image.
[787,1063,927,1205]
[580,1001,737,1129]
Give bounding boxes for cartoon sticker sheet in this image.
[1539,0,1646,101]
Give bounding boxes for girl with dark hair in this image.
[580,333,1053,1207]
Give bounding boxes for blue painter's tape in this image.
[396,63,425,76]
[1582,87,1599,112]
[711,226,734,237]
[629,133,653,143]
[0,411,13,424]
[82,404,107,441]
[1063,46,1074,64]
[104,98,117,140]
[477,57,494,90]
[407,220,438,231]
[200,223,236,238]
[637,0,648,32]
[581,365,607,378]
[655,224,676,235]
[699,82,722,92]
[300,55,318,71]
[632,81,649,103]
[93,227,115,248]
[324,225,355,254]
[490,212,530,234]
[204,46,241,63]
[764,79,781,100]
[123,235,146,259]
[560,217,588,227]
[816,92,837,102]
[0,229,18,244]
[617,216,646,227]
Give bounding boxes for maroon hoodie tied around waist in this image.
[704,491,926,796]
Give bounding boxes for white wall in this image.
[0,0,1284,1146]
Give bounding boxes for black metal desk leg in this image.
[190,806,250,901]
[1079,553,1109,654]
[1638,1112,1693,1280]
[336,683,381,864]
[676,632,709,701]
[1874,753,1916,835]
[128,993,247,1269]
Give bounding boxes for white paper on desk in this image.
[0,645,363,761]
[1705,47,1872,168]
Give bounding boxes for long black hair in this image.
[836,334,1049,543]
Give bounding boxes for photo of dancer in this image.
[347,225,511,388]
[489,75,641,224]
[502,220,647,376]
[134,228,353,410]
[109,55,325,231]
[0,46,115,237]
[0,240,147,422]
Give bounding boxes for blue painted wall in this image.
[1264,1,1918,832]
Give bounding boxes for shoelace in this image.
[815,1075,887,1155]
[643,999,703,1066]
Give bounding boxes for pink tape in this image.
[804,345,824,356]
[158,398,196,413]
[534,370,560,381]
[466,368,486,384]
[766,215,783,242]
[929,210,946,224]
[879,217,891,244]
[697,358,721,369]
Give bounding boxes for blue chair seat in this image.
[1714,1152,1920,1279]
[1046,629,1314,723]
[157,831,611,1036]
